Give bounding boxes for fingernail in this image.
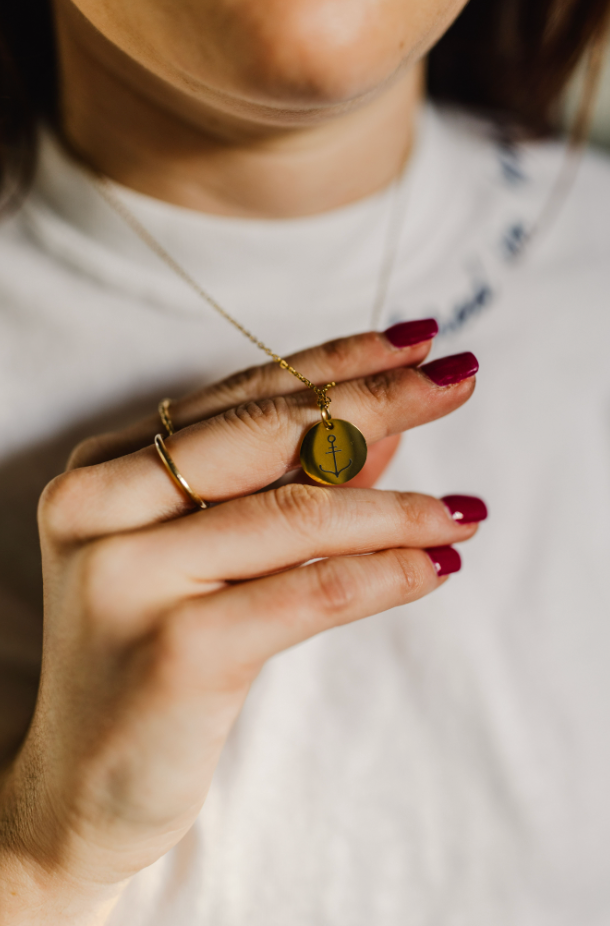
[441,495,488,524]
[420,351,479,386]
[425,545,462,576]
[383,318,439,348]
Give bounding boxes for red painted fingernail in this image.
[425,545,462,576]
[383,318,439,348]
[441,495,488,524]
[420,351,479,386]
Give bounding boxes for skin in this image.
[0,0,478,922]
[53,0,468,216]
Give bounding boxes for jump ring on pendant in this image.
[321,407,334,430]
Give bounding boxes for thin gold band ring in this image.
[158,398,175,436]
[154,434,208,510]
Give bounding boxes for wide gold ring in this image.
[154,434,208,510]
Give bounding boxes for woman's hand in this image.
[0,330,482,923]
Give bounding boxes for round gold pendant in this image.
[300,419,367,485]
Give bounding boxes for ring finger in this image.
[85,486,479,619]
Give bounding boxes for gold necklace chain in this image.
[93,163,409,418]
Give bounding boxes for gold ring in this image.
[158,398,175,436]
[154,434,208,509]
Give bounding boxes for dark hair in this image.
[0,1,57,208]
[428,0,610,134]
[0,0,609,208]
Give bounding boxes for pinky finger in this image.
[166,546,460,683]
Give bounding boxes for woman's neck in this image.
[54,1,423,219]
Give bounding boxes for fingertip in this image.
[383,318,439,349]
[419,352,479,387]
[424,545,461,577]
[441,494,488,524]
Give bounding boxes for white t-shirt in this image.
[1,106,610,925]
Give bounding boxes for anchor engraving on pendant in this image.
[319,433,352,477]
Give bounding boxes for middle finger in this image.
[51,356,478,540]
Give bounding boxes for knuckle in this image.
[271,483,333,535]
[319,336,355,375]
[395,492,434,534]
[38,469,91,544]
[359,370,396,408]
[214,364,269,406]
[310,558,356,614]
[225,395,289,436]
[390,549,426,599]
